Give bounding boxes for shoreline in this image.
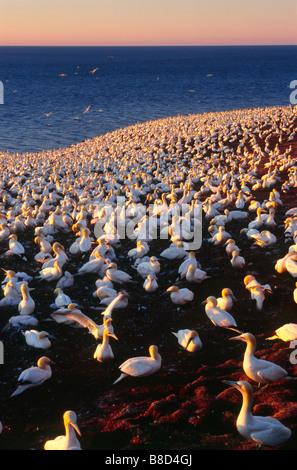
[1,104,295,158]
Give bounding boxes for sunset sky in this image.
[0,0,296,46]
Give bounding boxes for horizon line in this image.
[1,43,297,48]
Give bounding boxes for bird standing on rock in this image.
[223,380,291,448]
[230,332,291,386]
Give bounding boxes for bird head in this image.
[149,345,159,360]
[37,356,55,367]
[222,288,236,300]
[229,332,255,344]
[243,275,255,286]
[222,379,253,396]
[166,286,179,293]
[185,330,199,348]
[63,411,81,436]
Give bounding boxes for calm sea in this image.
[0,46,296,154]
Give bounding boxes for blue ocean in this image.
[0,46,296,154]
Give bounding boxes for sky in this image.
[0,0,296,47]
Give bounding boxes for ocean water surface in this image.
[0,45,296,154]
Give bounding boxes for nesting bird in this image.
[44,411,82,450]
[172,329,202,352]
[166,285,194,305]
[113,345,161,384]
[22,330,52,349]
[216,288,236,312]
[10,356,54,397]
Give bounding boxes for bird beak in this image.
[71,422,82,436]
[110,333,118,341]
[222,379,239,390]
[229,335,243,341]
[185,333,196,348]
[201,299,207,305]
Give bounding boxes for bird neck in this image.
[22,291,29,301]
[237,390,254,428]
[65,423,79,447]
[102,332,110,345]
[150,347,160,361]
[244,339,256,357]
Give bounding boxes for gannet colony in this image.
[0,105,297,450]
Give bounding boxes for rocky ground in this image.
[0,112,297,451]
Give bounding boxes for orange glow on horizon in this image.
[0,0,296,47]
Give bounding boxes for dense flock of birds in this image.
[0,104,297,449]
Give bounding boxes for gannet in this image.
[53,288,72,308]
[0,280,21,307]
[143,274,158,292]
[113,345,161,384]
[244,275,272,311]
[42,242,68,268]
[37,260,63,282]
[211,226,231,245]
[53,303,114,339]
[166,286,194,305]
[76,252,105,275]
[106,263,132,284]
[216,288,236,311]
[251,230,277,247]
[100,291,129,318]
[44,411,81,450]
[230,332,290,385]
[160,242,187,260]
[8,314,39,328]
[93,329,118,362]
[172,329,202,352]
[178,251,198,277]
[223,380,291,447]
[136,257,160,279]
[128,240,149,259]
[185,265,208,283]
[10,356,54,397]
[22,330,52,349]
[203,296,241,332]
[230,250,246,269]
[56,271,74,289]
[18,283,35,315]
[225,239,240,257]
[8,234,27,259]
[266,323,297,344]
[284,254,297,278]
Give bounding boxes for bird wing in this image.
[285,257,297,276]
[256,361,287,382]
[120,357,155,377]
[61,311,99,335]
[250,419,291,446]
[18,366,48,385]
